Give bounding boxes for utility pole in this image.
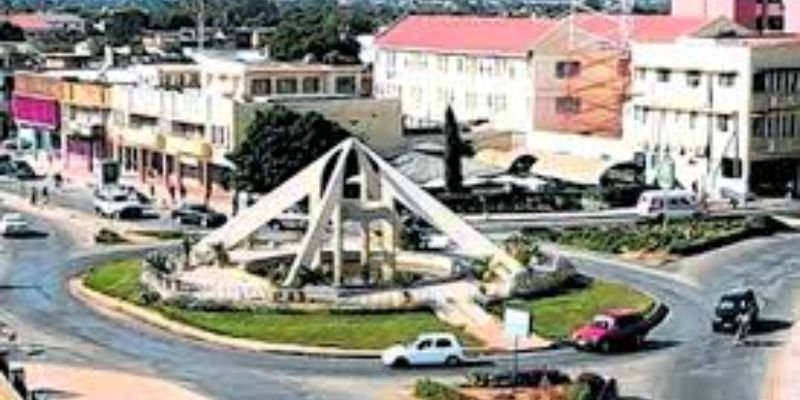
[197,0,205,51]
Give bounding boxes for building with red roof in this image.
[0,13,85,37]
[373,13,722,154]
[671,0,799,33]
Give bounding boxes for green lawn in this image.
[83,259,474,349]
[502,281,653,340]
[84,259,142,303]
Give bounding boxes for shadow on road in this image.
[2,230,49,239]
[32,388,81,399]
[740,339,784,348]
[750,318,793,335]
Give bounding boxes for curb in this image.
[541,243,701,290]
[69,278,383,359]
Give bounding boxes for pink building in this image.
[671,0,794,32]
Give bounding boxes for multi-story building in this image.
[374,14,717,161]
[624,33,800,198]
[671,0,798,33]
[11,72,63,159]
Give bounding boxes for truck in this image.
[571,303,669,353]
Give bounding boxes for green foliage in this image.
[414,379,474,400]
[105,8,149,46]
[94,228,128,245]
[269,4,360,63]
[443,106,463,193]
[210,242,231,267]
[227,106,350,193]
[528,218,752,255]
[144,251,174,275]
[84,259,142,303]
[0,22,24,42]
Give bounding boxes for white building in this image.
[625,32,800,199]
[373,15,556,132]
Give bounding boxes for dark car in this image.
[712,289,759,333]
[571,304,669,353]
[172,203,227,228]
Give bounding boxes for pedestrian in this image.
[168,184,176,204]
[179,184,187,201]
[41,186,49,204]
[29,187,37,206]
[149,184,155,200]
[54,173,63,189]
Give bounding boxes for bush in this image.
[94,228,128,245]
[414,379,474,400]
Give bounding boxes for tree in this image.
[269,5,360,64]
[105,8,149,47]
[0,22,24,42]
[227,106,350,194]
[443,106,463,193]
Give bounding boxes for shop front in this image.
[10,94,60,160]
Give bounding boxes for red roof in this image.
[574,15,711,43]
[2,14,50,32]
[375,15,557,56]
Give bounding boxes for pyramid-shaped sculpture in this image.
[194,138,520,287]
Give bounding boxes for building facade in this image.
[10,73,62,159]
[671,0,797,32]
[625,35,800,198]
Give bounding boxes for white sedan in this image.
[381,333,465,368]
[0,213,30,236]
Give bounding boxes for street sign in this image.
[504,307,531,339]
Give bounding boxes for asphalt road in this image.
[0,206,797,399]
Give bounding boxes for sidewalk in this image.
[23,363,208,400]
[768,323,800,400]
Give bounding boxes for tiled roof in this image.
[375,15,557,56]
[574,15,712,43]
[3,14,50,32]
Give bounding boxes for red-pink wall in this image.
[11,94,60,129]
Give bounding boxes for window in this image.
[686,71,701,88]
[656,69,671,82]
[752,116,765,138]
[719,73,737,87]
[767,16,784,31]
[636,68,647,81]
[335,76,356,94]
[251,79,271,96]
[301,77,321,94]
[434,338,453,348]
[753,72,766,92]
[556,96,581,115]
[717,115,731,132]
[556,61,581,79]
[722,157,743,178]
[276,78,298,94]
[689,112,698,129]
[417,340,432,350]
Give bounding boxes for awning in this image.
[528,151,634,187]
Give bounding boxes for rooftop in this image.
[375,15,557,56]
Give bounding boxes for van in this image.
[636,190,701,220]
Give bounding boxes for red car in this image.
[571,304,669,353]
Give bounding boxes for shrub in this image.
[94,228,127,245]
[144,251,174,275]
[414,379,474,400]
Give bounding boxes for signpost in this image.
[504,305,532,390]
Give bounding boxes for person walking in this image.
[41,186,49,204]
[29,187,37,206]
[168,184,176,205]
[179,184,187,202]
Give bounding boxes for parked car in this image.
[712,288,759,334]
[93,185,152,219]
[0,213,30,236]
[571,304,669,353]
[172,203,227,228]
[636,190,701,220]
[381,333,466,368]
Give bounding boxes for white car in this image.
[0,213,30,236]
[636,190,701,220]
[93,186,152,218]
[381,333,465,368]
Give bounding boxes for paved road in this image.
[0,206,797,399]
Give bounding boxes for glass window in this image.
[335,76,356,94]
[417,340,432,350]
[556,61,581,79]
[251,79,271,96]
[434,338,452,348]
[302,77,321,94]
[276,78,298,94]
[717,115,730,132]
[656,69,671,82]
[686,71,701,88]
[719,73,737,88]
[556,96,581,115]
